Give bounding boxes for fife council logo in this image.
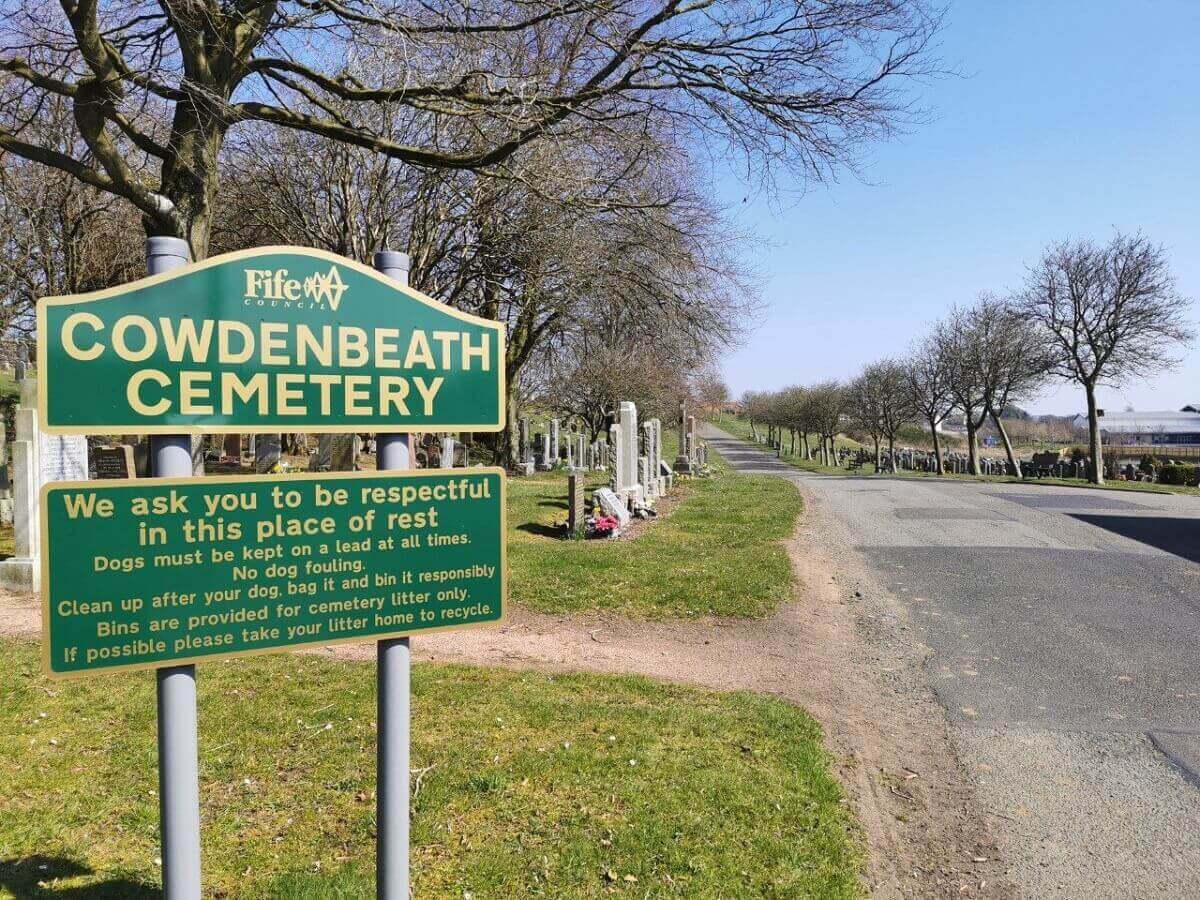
[243,265,348,311]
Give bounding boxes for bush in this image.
[1157,463,1198,486]
[1139,454,1162,474]
[1069,446,1088,464]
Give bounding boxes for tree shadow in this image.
[537,499,568,510]
[516,522,566,539]
[0,855,158,898]
[1070,514,1200,565]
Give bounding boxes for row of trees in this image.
[0,0,941,464]
[746,232,1193,484]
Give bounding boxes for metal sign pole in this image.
[373,249,412,899]
[147,236,203,900]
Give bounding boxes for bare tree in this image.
[807,380,845,467]
[972,295,1050,478]
[935,305,990,475]
[905,335,952,474]
[847,373,883,469]
[851,359,913,473]
[0,0,940,260]
[1017,233,1194,483]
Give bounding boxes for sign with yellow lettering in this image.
[37,247,505,433]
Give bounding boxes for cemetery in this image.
[0,317,818,893]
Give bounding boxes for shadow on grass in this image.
[0,856,158,899]
[516,522,566,539]
[536,499,568,510]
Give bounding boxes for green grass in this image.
[0,639,861,898]
[710,415,1200,498]
[508,448,802,619]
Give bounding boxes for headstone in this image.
[519,417,531,463]
[255,433,282,473]
[593,487,631,528]
[567,472,586,533]
[441,436,456,468]
[549,419,560,462]
[191,435,206,476]
[659,458,674,491]
[576,434,587,470]
[223,434,242,459]
[615,401,643,506]
[1,377,88,590]
[94,444,136,479]
[608,425,621,488]
[310,434,334,471]
[675,400,693,474]
[331,433,360,471]
[539,432,552,470]
[638,456,651,501]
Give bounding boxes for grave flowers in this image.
[589,514,620,538]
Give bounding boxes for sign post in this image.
[374,249,412,899]
[146,236,203,900]
[37,245,507,899]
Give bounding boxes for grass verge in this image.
[508,448,802,619]
[710,415,1200,497]
[0,638,860,898]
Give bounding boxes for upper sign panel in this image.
[37,247,505,434]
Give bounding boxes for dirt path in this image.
[1,443,1011,897]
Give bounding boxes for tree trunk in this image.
[873,436,881,472]
[990,409,1022,478]
[929,416,945,475]
[888,435,897,473]
[966,421,981,475]
[1085,384,1104,484]
[790,429,796,455]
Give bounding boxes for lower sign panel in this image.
[42,469,505,677]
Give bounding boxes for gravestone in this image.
[638,456,652,502]
[593,487,631,528]
[94,445,137,479]
[659,459,674,491]
[310,434,335,471]
[519,417,531,466]
[576,434,587,470]
[567,472,586,533]
[331,433,360,471]
[539,432,552,470]
[255,433,282,473]
[1,377,89,589]
[615,401,643,506]
[674,400,693,474]
[549,419,560,462]
[441,437,456,468]
[223,434,242,459]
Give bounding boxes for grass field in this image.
[0,639,861,898]
[507,447,802,619]
[710,415,1200,497]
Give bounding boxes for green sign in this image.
[41,469,505,678]
[37,247,505,434]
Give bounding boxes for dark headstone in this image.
[567,473,586,534]
[94,444,136,479]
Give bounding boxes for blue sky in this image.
[718,1,1200,416]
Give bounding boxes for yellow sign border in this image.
[36,245,507,435]
[39,466,508,679]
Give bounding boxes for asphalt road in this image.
[706,428,1200,898]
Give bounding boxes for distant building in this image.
[1072,409,1200,445]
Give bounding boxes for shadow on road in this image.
[1069,514,1200,565]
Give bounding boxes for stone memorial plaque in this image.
[40,434,88,484]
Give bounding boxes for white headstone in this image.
[593,487,631,527]
[616,401,642,506]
